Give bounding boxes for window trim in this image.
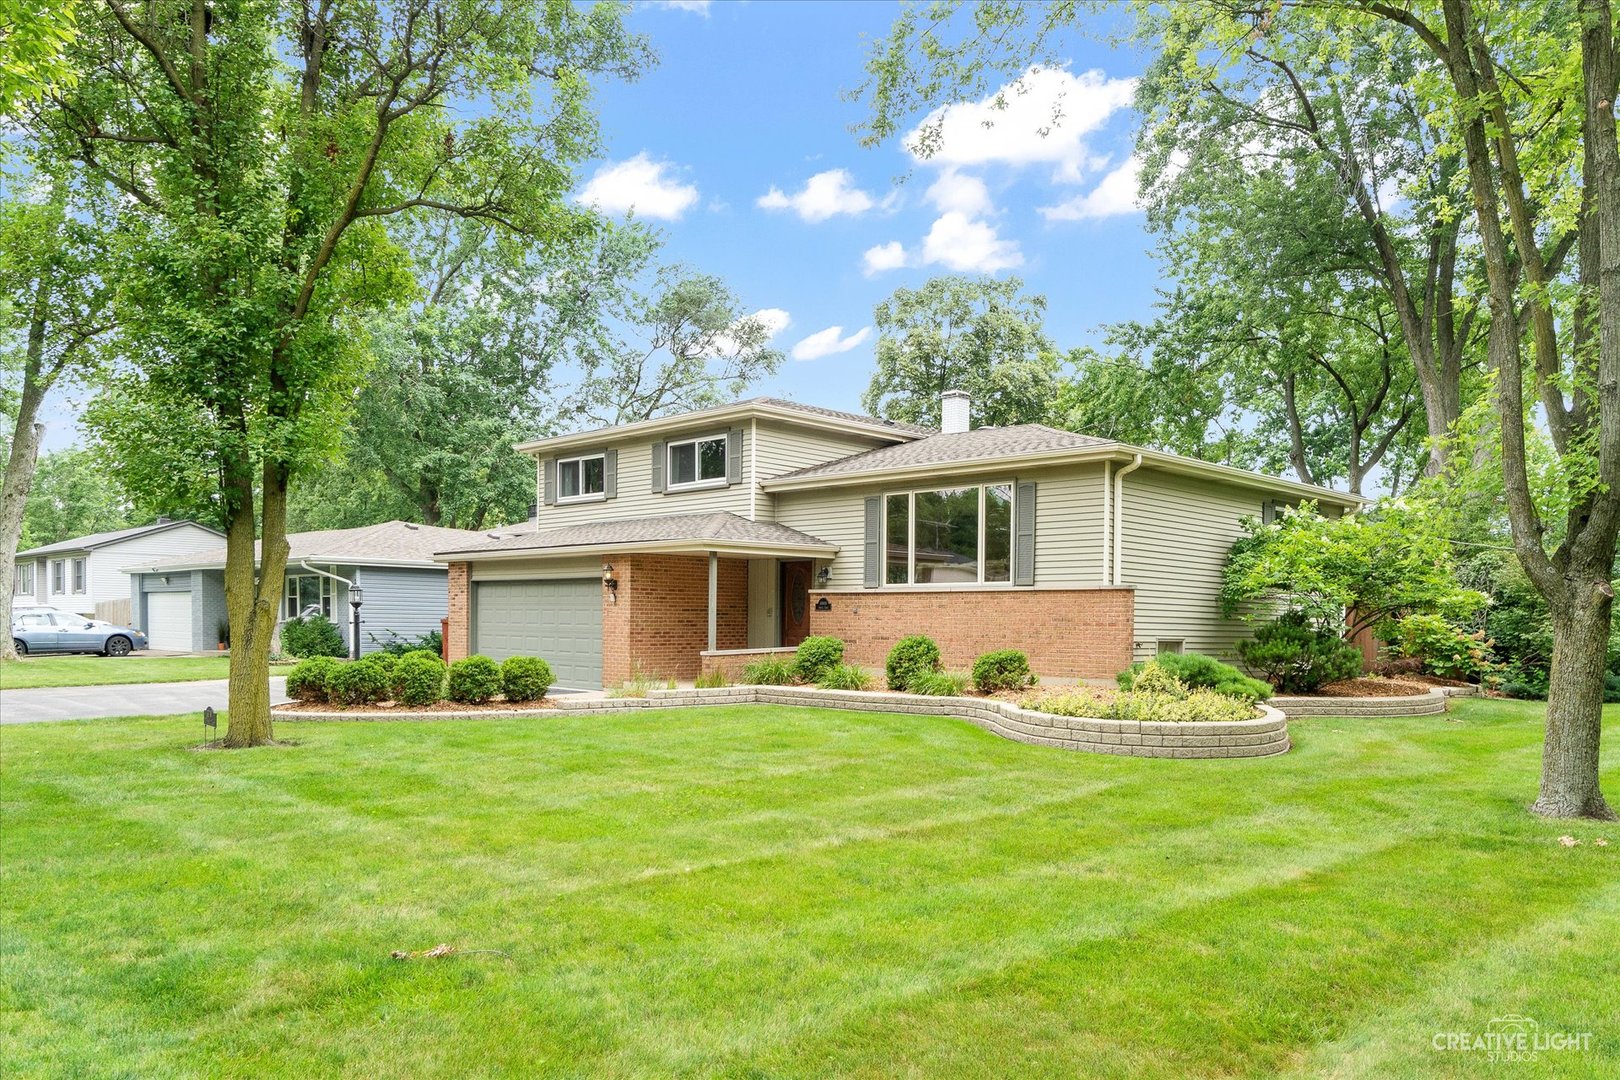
[882,480,1016,587]
[71,557,88,595]
[50,559,65,595]
[555,452,608,504]
[283,574,335,621]
[13,562,34,596]
[665,432,730,491]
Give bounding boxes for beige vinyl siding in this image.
[772,462,1108,589]
[751,421,897,518]
[532,432,754,528]
[1119,466,1266,663]
[469,556,603,581]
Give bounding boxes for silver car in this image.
[10,611,150,657]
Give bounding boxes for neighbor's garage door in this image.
[146,591,193,651]
[472,579,602,689]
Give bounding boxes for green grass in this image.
[2,698,1616,1078]
[0,655,295,690]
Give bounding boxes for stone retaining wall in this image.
[1270,687,1449,717]
[275,685,1291,760]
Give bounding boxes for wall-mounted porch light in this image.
[815,566,830,588]
[602,563,619,603]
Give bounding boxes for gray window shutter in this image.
[726,427,743,485]
[863,496,882,588]
[543,458,557,506]
[1014,481,1037,586]
[650,442,665,493]
[603,449,617,499]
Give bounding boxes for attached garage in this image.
[146,591,193,652]
[472,579,603,689]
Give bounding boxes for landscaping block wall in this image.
[806,587,1135,680]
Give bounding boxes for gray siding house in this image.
[124,521,517,654]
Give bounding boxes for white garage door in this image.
[146,592,193,652]
[473,579,602,689]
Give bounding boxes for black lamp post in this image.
[348,587,363,660]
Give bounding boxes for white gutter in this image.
[434,538,841,563]
[1112,454,1142,586]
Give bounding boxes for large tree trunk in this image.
[221,464,291,747]
[1533,578,1616,819]
[0,277,55,662]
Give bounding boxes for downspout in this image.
[1111,454,1143,586]
[749,417,758,521]
[1099,460,1112,585]
[298,561,360,660]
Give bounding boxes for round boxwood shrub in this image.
[286,655,342,702]
[972,649,1034,693]
[393,651,447,706]
[326,655,393,705]
[501,656,555,703]
[279,614,346,658]
[885,634,942,691]
[793,636,844,682]
[447,654,503,704]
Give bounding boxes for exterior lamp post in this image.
[348,587,363,660]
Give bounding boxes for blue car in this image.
[11,611,149,657]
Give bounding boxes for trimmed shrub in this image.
[1237,612,1363,693]
[817,663,874,691]
[740,657,796,685]
[280,614,345,658]
[393,651,447,706]
[326,656,394,705]
[1128,660,1188,697]
[501,656,554,703]
[694,669,729,689]
[910,670,971,696]
[793,636,845,682]
[885,634,942,691]
[1380,613,1495,682]
[286,655,342,703]
[1117,652,1272,701]
[447,655,502,704]
[972,650,1034,693]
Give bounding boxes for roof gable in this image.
[17,519,223,559]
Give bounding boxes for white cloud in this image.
[1040,156,1142,221]
[757,169,878,222]
[790,325,872,361]
[920,212,1023,273]
[907,66,1138,181]
[862,241,908,276]
[577,153,699,220]
[925,169,993,216]
[709,308,791,358]
[647,1,710,14]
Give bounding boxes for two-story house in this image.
[13,519,223,624]
[435,394,1363,691]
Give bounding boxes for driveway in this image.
[0,677,289,724]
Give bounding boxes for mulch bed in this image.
[275,698,557,714]
[1308,677,1432,698]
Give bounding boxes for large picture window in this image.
[284,575,334,620]
[557,454,605,501]
[668,434,727,488]
[883,483,1015,585]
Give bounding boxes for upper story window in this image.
[557,454,606,502]
[13,563,34,596]
[71,558,87,594]
[50,559,65,594]
[884,483,1014,585]
[668,434,728,489]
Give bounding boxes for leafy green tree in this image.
[27,0,649,745]
[17,448,132,549]
[0,0,78,112]
[0,178,112,659]
[862,275,1059,429]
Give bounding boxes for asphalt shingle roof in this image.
[747,397,936,437]
[130,520,523,570]
[436,512,834,556]
[18,520,220,558]
[766,425,1117,482]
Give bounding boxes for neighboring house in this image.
[433,394,1365,691]
[124,521,520,654]
[13,519,224,623]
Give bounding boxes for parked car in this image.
[12,604,115,627]
[10,612,149,657]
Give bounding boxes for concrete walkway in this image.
[0,677,290,724]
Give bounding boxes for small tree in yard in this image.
[1222,503,1486,639]
[21,0,649,744]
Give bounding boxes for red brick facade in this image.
[446,562,471,662]
[601,554,748,685]
[806,587,1135,680]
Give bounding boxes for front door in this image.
[780,560,812,648]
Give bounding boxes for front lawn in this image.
[2,699,1616,1078]
[0,655,296,690]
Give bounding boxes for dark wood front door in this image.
[780,560,812,647]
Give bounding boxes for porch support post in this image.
[707,551,718,653]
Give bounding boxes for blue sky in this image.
[38,0,1161,449]
[576,0,1160,415]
